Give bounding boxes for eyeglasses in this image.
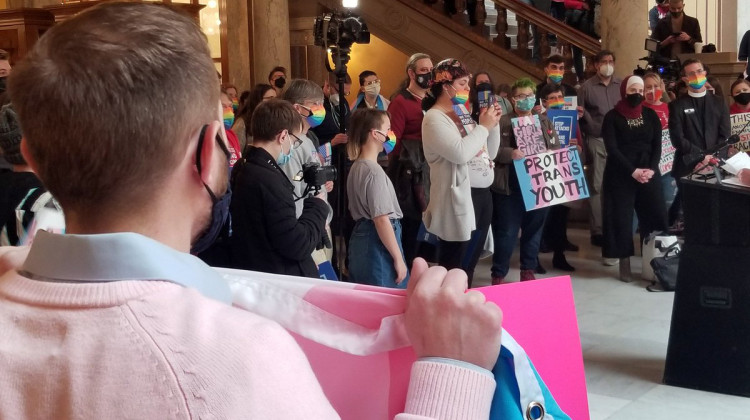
[290,134,303,149]
[513,94,534,100]
[686,69,706,78]
[364,79,381,86]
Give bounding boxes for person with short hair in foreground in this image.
[0,3,503,419]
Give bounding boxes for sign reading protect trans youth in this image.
[513,148,589,211]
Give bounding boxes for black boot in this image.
[535,257,547,275]
[552,252,575,272]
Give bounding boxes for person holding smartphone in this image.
[652,0,702,59]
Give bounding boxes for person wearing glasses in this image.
[668,59,730,225]
[229,99,329,278]
[282,79,335,218]
[352,70,390,111]
[490,78,560,284]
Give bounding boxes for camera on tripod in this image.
[314,11,370,57]
[634,38,681,82]
[302,162,338,195]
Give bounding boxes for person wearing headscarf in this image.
[601,75,667,282]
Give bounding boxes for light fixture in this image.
[342,0,358,8]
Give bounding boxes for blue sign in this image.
[546,109,578,147]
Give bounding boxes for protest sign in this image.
[514,148,589,211]
[563,96,577,110]
[512,115,547,156]
[659,129,676,175]
[731,112,750,152]
[547,109,578,147]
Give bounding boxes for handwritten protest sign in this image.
[659,129,676,175]
[547,109,578,147]
[514,148,589,211]
[731,112,750,152]
[512,115,547,156]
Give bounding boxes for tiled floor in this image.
[471,227,750,419]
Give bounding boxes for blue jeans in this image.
[491,190,549,278]
[348,218,408,289]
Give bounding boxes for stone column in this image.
[249,0,291,88]
[225,0,252,91]
[600,0,649,79]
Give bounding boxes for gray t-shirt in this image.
[347,159,403,221]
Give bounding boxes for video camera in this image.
[301,162,338,195]
[314,10,370,70]
[635,38,681,82]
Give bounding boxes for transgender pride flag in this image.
[216,268,588,420]
[513,148,589,211]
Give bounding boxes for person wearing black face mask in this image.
[386,52,435,267]
[268,65,287,95]
[730,78,750,115]
[652,0,702,59]
[601,75,667,282]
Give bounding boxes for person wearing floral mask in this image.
[352,70,390,111]
[578,50,621,254]
[421,58,501,273]
[601,75,668,282]
[668,59,730,226]
[345,108,407,288]
[490,78,559,285]
[730,78,750,115]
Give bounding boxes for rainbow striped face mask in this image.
[374,129,397,154]
[300,104,326,128]
[231,98,239,113]
[222,106,235,130]
[547,70,564,84]
[547,97,565,109]
[449,85,470,106]
[688,74,707,90]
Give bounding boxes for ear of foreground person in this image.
[0,2,504,419]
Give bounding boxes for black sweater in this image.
[228,147,328,278]
[602,106,663,176]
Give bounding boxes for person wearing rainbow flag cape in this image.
[667,58,730,223]
[345,108,407,288]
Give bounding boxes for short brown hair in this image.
[268,66,286,81]
[251,99,299,142]
[347,108,388,161]
[8,2,219,217]
[0,49,9,61]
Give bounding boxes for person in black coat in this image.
[229,99,328,278]
[601,75,667,282]
[652,0,702,59]
[668,59,731,225]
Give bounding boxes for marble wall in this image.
[601,0,649,79]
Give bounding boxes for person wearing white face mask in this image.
[352,70,390,111]
[578,50,621,260]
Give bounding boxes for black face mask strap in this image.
[196,124,231,204]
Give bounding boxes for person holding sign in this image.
[539,84,580,272]
[490,78,560,284]
[421,58,501,271]
[601,75,668,282]
[345,108,408,288]
[642,72,678,216]
[730,78,750,115]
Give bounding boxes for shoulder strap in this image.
[445,109,469,137]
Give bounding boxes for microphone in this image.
[683,134,740,168]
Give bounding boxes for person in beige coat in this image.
[421,59,501,270]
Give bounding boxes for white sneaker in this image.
[602,258,618,266]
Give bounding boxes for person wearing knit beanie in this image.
[0,104,24,166]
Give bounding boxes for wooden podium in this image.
[664,177,750,396]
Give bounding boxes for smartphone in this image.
[478,89,496,109]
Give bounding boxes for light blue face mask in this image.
[276,135,293,166]
[516,97,536,112]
